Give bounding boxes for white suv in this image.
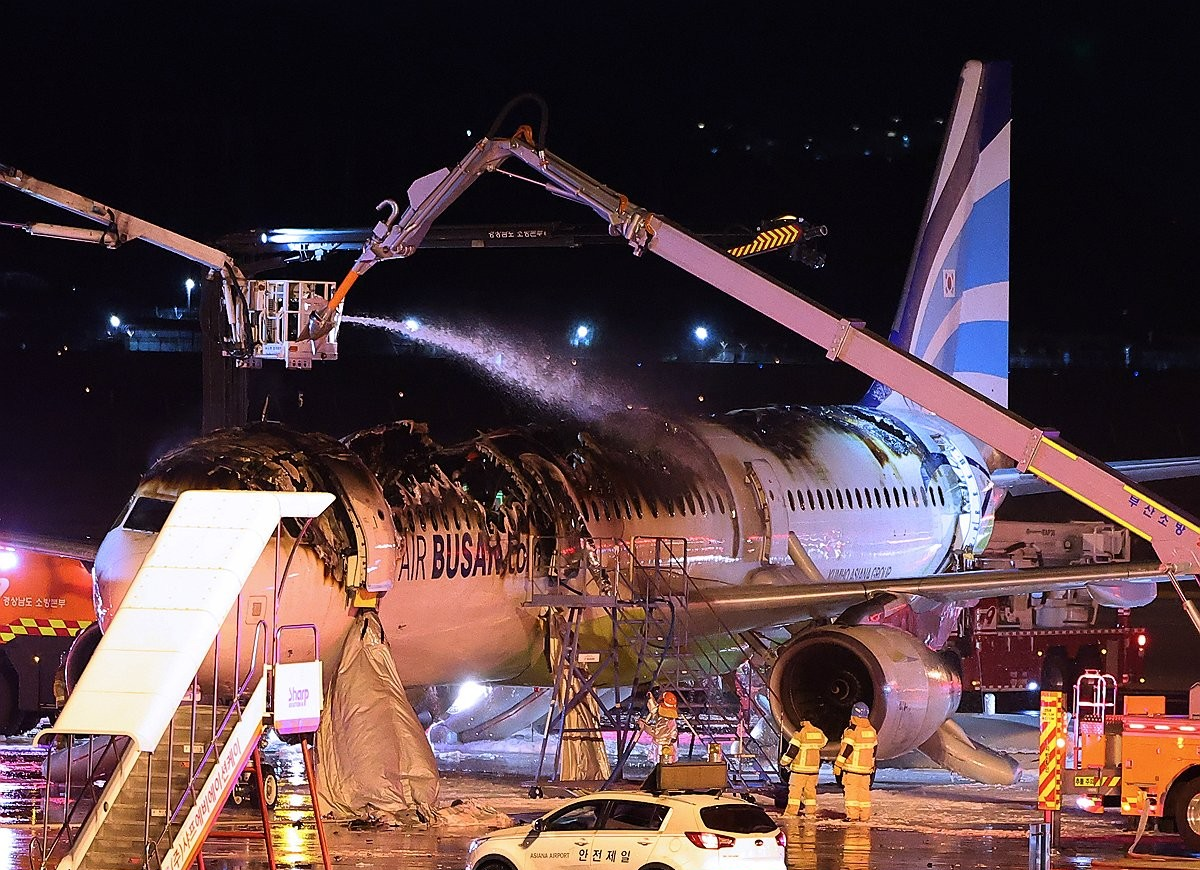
[466,791,785,870]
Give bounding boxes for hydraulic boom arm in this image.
[323,128,1200,581]
[0,163,260,358]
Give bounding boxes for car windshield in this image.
[698,804,777,834]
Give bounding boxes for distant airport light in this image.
[185,277,196,308]
[403,318,421,333]
[693,326,709,343]
[1027,680,1039,691]
[109,314,121,328]
[0,548,17,571]
[1137,633,1147,647]
[570,323,593,347]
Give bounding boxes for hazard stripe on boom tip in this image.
[728,224,800,259]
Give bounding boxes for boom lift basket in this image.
[247,279,340,368]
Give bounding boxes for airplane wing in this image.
[992,457,1200,497]
[688,561,1174,635]
[0,531,100,563]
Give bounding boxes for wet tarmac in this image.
[5,734,1200,870]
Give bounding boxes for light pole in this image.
[185,277,196,310]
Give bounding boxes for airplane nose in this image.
[92,528,156,627]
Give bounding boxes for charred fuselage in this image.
[86,404,996,761]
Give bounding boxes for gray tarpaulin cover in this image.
[316,612,440,826]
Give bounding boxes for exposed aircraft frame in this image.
[315,125,1200,611]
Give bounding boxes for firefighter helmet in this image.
[659,691,679,719]
[851,701,870,719]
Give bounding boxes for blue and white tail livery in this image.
[867,60,1011,410]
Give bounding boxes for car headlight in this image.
[468,837,489,854]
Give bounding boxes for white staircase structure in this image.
[32,489,333,870]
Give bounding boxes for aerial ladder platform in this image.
[30,490,332,870]
[306,124,1200,617]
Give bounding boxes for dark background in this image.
[1,6,1198,692]
[2,6,1195,343]
[2,6,1196,510]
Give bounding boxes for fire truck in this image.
[1066,671,1200,850]
[0,546,95,734]
[955,522,1149,704]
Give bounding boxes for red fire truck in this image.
[0,546,95,734]
[955,522,1148,704]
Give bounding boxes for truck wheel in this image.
[261,768,279,810]
[1172,777,1200,852]
[1074,644,1103,676]
[1041,650,1070,694]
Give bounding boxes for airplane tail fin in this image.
[865,60,1011,410]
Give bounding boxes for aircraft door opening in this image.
[746,459,790,565]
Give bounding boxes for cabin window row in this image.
[785,484,947,513]
[400,502,486,533]
[579,487,728,523]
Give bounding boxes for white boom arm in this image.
[330,129,1200,586]
[1,162,345,368]
[0,162,257,357]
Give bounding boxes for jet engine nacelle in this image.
[768,624,960,759]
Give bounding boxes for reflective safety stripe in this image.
[785,724,827,773]
[839,724,877,774]
[0,618,92,643]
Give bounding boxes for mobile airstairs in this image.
[29,490,334,870]
[528,536,783,799]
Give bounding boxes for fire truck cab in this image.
[1068,670,1200,850]
[0,547,95,734]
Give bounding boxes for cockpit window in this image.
[122,496,176,533]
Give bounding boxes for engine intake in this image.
[768,624,960,759]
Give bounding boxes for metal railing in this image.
[527,533,784,794]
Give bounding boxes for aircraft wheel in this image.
[1172,777,1200,852]
[528,785,544,799]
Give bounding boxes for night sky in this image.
[2,5,1199,538]
[3,6,1195,345]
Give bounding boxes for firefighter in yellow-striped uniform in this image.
[780,718,827,817]
[834,702,878,821]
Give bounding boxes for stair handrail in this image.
[158,619,270,843]
[617,536,784,783]
[35,732,143,870]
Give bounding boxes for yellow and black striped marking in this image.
[728,223,801,259]
[1,618,93,644]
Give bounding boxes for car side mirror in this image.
[521,818,544,848]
